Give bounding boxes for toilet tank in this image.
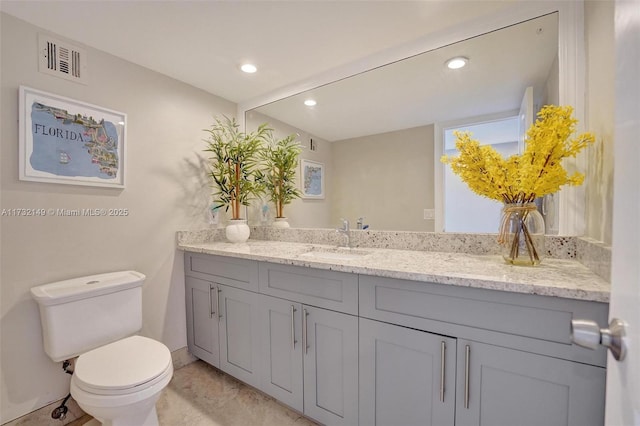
[30,271,145,362]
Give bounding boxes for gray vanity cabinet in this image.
[455,339,606,426]
[185,276,220,368]
[184,253,262,389]
[303,305,359,426]
[259,295,304,411]
[258,261,360,425]
[259,297,359,425]
[359,317,607,426]
[359,274,608,426]
[185,277,264,391]
[185,253,360,425]
[218,284,263,390]
[359,318,457,426]
[185,252,608,426]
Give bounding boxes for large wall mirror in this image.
[243,4,584,234]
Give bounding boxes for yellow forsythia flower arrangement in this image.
[441,105,594,204]
[441,105,594,266]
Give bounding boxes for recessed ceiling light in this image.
[240,63,257,73]
[446,56,469,70]
[304,99,317,107]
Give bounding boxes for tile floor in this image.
[66,360,318,426]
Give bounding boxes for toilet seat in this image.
[73,335,172,396]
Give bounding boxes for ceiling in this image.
[0,1,520,105]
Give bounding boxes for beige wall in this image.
[332,125,435,231]
[584,1,614,245]
[0,14,235,423]
[245,110,333,228]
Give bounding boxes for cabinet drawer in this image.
[360,275,608,366]
[185,253,259,292]
[259,263,358,315]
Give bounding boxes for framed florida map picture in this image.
[300,159,324,199]
[19,86,126,188]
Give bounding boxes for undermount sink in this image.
[299,247,371,261]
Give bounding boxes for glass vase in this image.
[498,202,545,266]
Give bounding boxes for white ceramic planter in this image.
[272,217,290,228]
[225,219,250,243]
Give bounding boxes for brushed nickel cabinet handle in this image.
[440,341,446,402]
[217,288,222,319]
[291,305,297,350]
[464,345,470,409]
[208,285,214,319]
[303,308,309,355]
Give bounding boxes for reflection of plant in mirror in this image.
[441,105,595,265]
[256,133,302,219]
[204,116,270,220]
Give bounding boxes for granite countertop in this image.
[178,240,610,303]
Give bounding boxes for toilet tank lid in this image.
[30,271,145,306]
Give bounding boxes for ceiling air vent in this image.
[38,34,87,84]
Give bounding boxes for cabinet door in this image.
[303,306,358,426]
[185,277,219,367]
[359,318,456,426]
[218,284,262,389]
[259,295,304,412]
[456,340,606,426]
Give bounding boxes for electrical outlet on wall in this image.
[423,209,435,220]
[208,205,220,225]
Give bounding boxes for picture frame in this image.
[300,159,325,199]
[19,86,126,188]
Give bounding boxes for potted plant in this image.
[256,133,302,228]
[204,116,270,242]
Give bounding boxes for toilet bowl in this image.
[30,271,173,426]
[70,335,173,426]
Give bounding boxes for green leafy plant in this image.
[256,133,302,218]
[204,116,270,220]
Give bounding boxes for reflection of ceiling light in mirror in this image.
[446,56,468,69]
[304,99,317,106]
[240,64,257,73]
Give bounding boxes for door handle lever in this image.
[571,318,627,361]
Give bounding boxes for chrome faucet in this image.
[336,218,351,248]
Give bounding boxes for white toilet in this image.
[31,271,173,426]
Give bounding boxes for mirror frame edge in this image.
[556,1,587,236]
[238,0,587,236]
